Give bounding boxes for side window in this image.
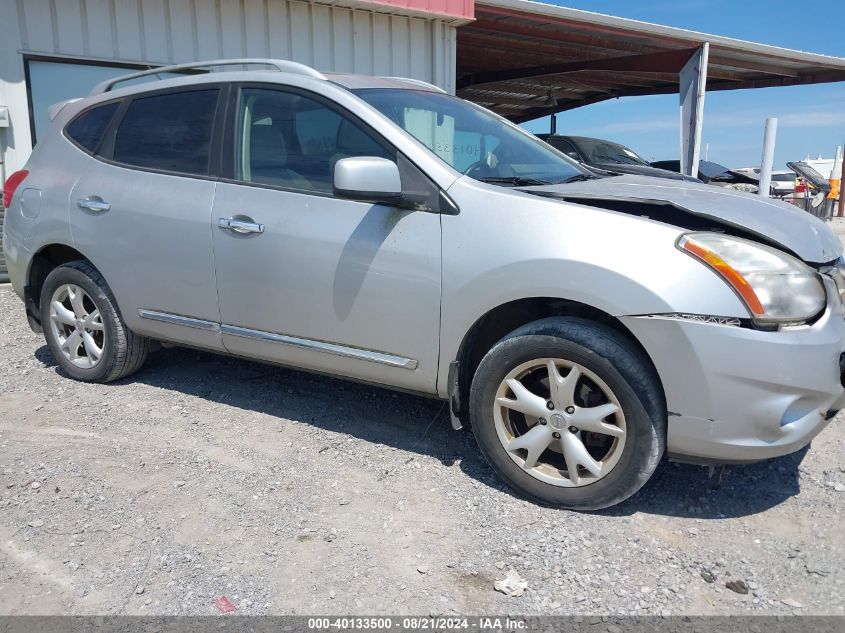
[65,102,119,153]
[112,90,219,175]
[236,88,391,192]
[555,140,581,161]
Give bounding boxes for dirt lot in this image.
[1,249,845,616]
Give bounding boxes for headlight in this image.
[677,232,826,324]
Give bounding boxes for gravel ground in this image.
[1,276,844,616]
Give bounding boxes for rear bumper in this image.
[621,277,845,463]
[3,228,28,300]
[2,229,38,330]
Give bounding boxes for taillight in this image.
[2,170,29,207]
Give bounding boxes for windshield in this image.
[571,137,649,166]
[353,88,589,186]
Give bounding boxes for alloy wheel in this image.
[48,284,105,369]
[493,358,626,487]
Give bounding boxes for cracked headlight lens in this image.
[677,232,826,325]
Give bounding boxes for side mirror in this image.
[333,156,402,203]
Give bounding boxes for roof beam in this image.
[458,33,749,84]
[458,32,595,60]
[505,94,620,122]
[456,46,579,69]
[461,74,676,90]
[475,5,699,47]
[467,17,664,55]
[457,73,673,95]
[501,68,845,123]
[469,96,549,108]
[457,48,699,90]
[458,82,556,97]
[708,54,800,78]
[460,50,792,82]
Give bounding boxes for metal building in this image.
[0,0,474,177]
[2,0,845,184]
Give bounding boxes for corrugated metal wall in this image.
[0,0,458,173]
[14,0,456,81]
[367,0,474,20]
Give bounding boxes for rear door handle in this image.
[77,196,111,213]
[218,217,265,234]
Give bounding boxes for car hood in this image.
[526,174,841,263]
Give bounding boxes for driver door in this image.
[211,85,442,392]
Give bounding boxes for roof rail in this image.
[382,77,446,93]
[89,58,326,95]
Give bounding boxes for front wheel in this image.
[40,261,149,383]
[469,317,665,510]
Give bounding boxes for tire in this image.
[469,317,665,511]
[40,260,149,383]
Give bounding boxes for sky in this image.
[519,0,845,170]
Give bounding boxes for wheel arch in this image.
[448,296,665,425]
[24,243,101,331]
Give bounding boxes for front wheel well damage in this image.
[451,297,665,424]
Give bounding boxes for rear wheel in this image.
[40,261,149,382]
[469,317,665,510]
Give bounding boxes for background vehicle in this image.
[789,161,833,218]
[788,161,831,197]
[733,166,761,180]
[770,171,796,197]
[650,159,759,193]
[537,134,692,181]
[4,59,844,512]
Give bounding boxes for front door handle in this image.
[218,217,265,234]
[77,196,111,213]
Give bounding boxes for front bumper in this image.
[621,277,845,463]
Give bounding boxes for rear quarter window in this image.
[112,89,219,175]
[65,102,120,153]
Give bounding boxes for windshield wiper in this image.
[477,176,552,186]
[559,174,599,183]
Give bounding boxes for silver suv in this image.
[4,59,845,510]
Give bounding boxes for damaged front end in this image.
[521,173,842,265]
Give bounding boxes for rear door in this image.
[69,86,226,350]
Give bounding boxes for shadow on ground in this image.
[35,344,806,520]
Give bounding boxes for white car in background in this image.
[770,171,796,197]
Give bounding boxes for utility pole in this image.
[835,145,844,217]
[757,118,778,197]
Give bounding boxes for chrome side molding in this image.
[636,313,742,327]
[138,310,220,332]
[221,324,419,370]
[137,311,417,369]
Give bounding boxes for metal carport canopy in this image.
[458,0,845,125]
